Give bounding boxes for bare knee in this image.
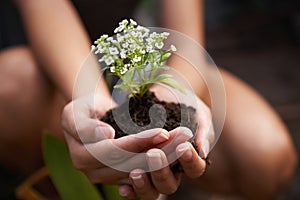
[0,46,52,101]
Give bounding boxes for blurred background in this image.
[205,1,300,199]
[136,0,300,199]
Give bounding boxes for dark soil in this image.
[100,91,198,138]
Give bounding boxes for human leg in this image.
[0,46,65,175]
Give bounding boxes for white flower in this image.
[120,67,128,74]
[105,56,114,65]
[110,66,116,73]
[109,47,119,55]
[146,37,154,44]
[124,63,131,68]
[146,45,153,52]
[122,42,129,48]
[95,45,105,54]
[131,31,138,37]
[133,55,141,62]
[162,32,170,37]
[114,26,122,33]
[136,25,149,32]
[129,43,138,50]
[95,34,108,43]
[139,49,146,54]
[141,32,149,38]
[107,37,114,42]
[130,19,137,26]
[117,34,124,42]
[155,42,164,49]
[170,45,177,51]
[114,19,129,33]
[102,34,108,39]
[120,50,126,59]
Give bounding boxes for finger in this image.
[62,101,115,143]
[194,99,215,158]
[118,185,137,199]
[115,128,170,151]
[130,169,159,200]
[146,149,181,195]
[107,126,190,171]
[64,132,105,170]
[85,128,170,171]
[159,127,194,163]
[62,94,117,143]
[176,142,206,178]
[84,167,129,184]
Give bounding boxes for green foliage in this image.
[43,133,104,200]
[93,19,184,97]
[101,185,140,200]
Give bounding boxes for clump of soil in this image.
[100,91,198,138]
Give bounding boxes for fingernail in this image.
[174,128,193,144]
[153,130,170,144]
[178,142,192,160]
[182,127,194,138]
[118,186,129,197]
[147,151,163,171]
[201,140,210,158]
[94,126,115,140]
[131,174,145,189]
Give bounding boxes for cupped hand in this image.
[62,93,174,185]
[118,84,214,199]
[118,128,208,200]
[149,84,215,159]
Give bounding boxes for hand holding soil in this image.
[63,19,214,198]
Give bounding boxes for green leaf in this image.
[101,185,141,200]
[43,133,103,200]
[160,65,169,70]
[101,185,125,200]
[161,52,171,62]
[122,68,135,84]
[159,77,186,94]
[153,74,173,82]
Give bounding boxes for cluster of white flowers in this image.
[93,19,176,76]
[92,19,181,97]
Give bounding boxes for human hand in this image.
[61,93,181,185]
[117,85,214,199]
[149,83,214,159]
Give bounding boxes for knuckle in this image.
[161,184,178,195]
[62,102,73,118]
[71,158,86,171]
[61,104,74,129]
[86,173,103,184]
[70,150,88,171]
[186,169,205,179]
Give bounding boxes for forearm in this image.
[13,0,110,100]
[161,0,204,45]
[160,0,207,98]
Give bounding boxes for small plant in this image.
[92,19,184,97]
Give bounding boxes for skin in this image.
[0,0,297,199]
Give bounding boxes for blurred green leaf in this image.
[153,74,173,82]
[102,185,141,200]
[159,77,186,94]
[101,185,125,200]
[43,133,103,200]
